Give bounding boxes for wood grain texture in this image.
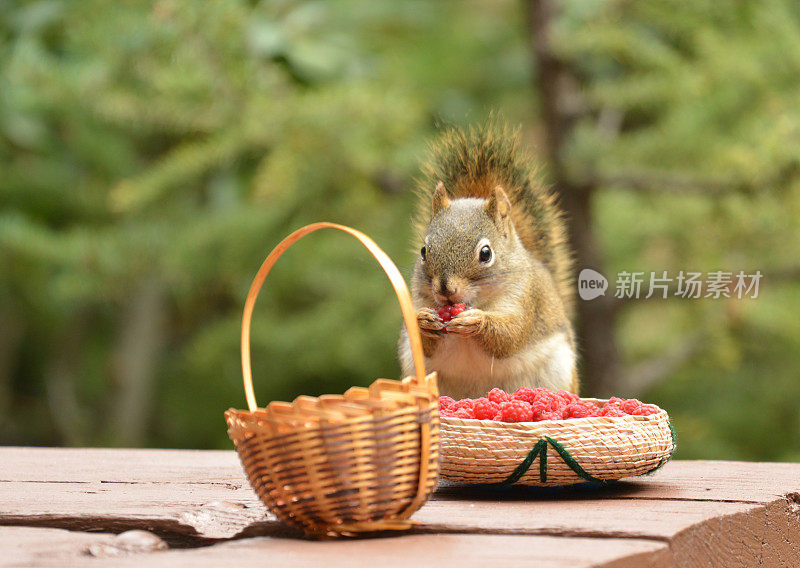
[1,527,170,567]
[2,526,116,567]
[0,529,672,568]
[0,447,798,567]
[0,447,265,541]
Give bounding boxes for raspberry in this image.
[453,407,474,419]
[529,404,547,421]
[620,399,643,414]
[511,387,537,404]
[556,390,580,406]
[451,398,475,412]
[630,403,660,416]
[472,397,501,420]
[446,387,663,423]
[563,402,598,419]
[450,303,467,317]
[431,304,473,335]
[528,390,566,420]
[530,402,548,421]
[540,411,563,421]
[498,400,534,422]
[488,388,510,404]
[601,404,626,417]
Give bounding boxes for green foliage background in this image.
[1,0,798,459]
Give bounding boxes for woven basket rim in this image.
[227,374,438,431]
[227,371,438,421]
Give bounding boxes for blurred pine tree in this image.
[0,0,530,447]
[1,0,798,459]
[526,0,800,459]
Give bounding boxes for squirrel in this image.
[398,122,578,400]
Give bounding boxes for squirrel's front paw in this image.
[416,307,444,337]
[446,309,484,337]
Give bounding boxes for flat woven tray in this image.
[440,400,674,486]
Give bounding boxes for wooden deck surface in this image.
[1,447,798,567]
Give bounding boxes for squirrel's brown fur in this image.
[414,121,574,317]
[399,120,578,398]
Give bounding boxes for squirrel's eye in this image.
[420,246,426,261]
[479,245,492,264]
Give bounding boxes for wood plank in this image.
[427,463,800,567]
[434,460,800,504]
[1,448,798,567]
[2,447,798,502]
[2,449,794,541]
[0,447,266,540]
[414,497,763,539]
[1,527,171,568]
[4,448,797,505]
[1,532,669,568]
[0,447,243,484]
[2,526,114,568]
[0,481,268,541]
[760,495,800,567]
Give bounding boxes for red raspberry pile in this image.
[439,388,659,423]
[434,303,470,334]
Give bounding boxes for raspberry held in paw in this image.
[431,303,472,334]
[449,303,467,317]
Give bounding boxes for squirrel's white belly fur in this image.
[401,331,576,400]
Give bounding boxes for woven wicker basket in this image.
[225,223,439,538]
[440,399,674,486]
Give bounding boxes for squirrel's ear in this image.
[432,181,451,215]
[486,186,512,228]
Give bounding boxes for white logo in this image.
[578,268,608,301]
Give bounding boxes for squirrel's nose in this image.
[437,278,462,303]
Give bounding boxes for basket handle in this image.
[241,222,427,412]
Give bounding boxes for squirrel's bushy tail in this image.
[415,120,574,317]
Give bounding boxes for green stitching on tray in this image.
[500,439,547,485]
[496,421,677,486]
[544,436,605,483]
[496,436,605,486]
[539,438,547,483]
